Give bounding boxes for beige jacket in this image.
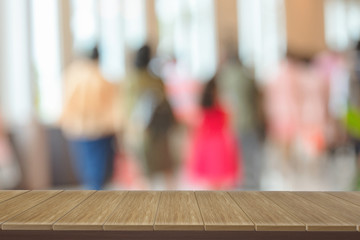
[60,59,119,139]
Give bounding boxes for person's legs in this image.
[240,130,263,190]
[99,136,116,187]
[69,136,115,190]
[104,136,116,182]
[69,140,86,185]
[86,136,115,190]
[82,141,103,190]
[352,138,360,190]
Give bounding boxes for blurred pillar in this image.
[0,0,52,190]
[22,120,51,190]
[59,0,73,69]
[285,0,327,57]
[146,0,159,49]
[216,0,238,63]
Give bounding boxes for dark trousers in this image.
[69,135,115,190]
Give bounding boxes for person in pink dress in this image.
[186,78,241,189]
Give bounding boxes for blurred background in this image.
[0,0,360,191]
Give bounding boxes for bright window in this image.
[123,0,147,50]
[71,0,99,53]
[99,0,125,81]
[71,0,146,81]
[156,0,217,81]
[237,0,286,81]
[1,0,32,126]
[31,0,62,124]
[324,0,360,51]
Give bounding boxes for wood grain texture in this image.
[0,190,62,226]
[104,191,161,231]
[295,192,360,231]
[262,192,356,231]
[154,191,204,231]
[1,190,360,234]
[229,192,305,231]
[195,192,254,231]
[0,190,28,204]
[53,191,127,231]
[328,192,360,207]
[2,191,95,230]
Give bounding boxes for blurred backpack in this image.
[147,97,176,135]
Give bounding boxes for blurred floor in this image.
[261,142,357,191]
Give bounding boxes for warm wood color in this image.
[154,191,204,231]
[53,191,127,231]
[0,190,360,234]
[295,192,360,231]
[0,190,62,225]
[262,192,356,231]
[195,192,254,231]
[329,192,360,207]
[0,190,28,204]
[104,191,161,231]
[229,192,305,231]
[2,191,95,230]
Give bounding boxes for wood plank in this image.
[104,191,161,231]
[195,192,254,231]
[0,190,62,226]
[262,192,356,231]
[53,191,127,231]
[295,192,360,231]
[2,191,95,230]
[328,192,360,207]
[154,191,204,231]
[0,190,28,204]
[229,192,305,231]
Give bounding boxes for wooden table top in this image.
[0,191,360,232]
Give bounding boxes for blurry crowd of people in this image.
[36,40,360,191]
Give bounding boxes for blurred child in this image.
[186,78,241,189]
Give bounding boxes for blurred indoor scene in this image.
[0,0,360,191]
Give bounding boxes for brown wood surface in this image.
[53,191,127,231]
[0,191,360,234]
[294,192,360,231]
[2,191,95,230]
[0,190,28,204]
[262,192,356,231]
[154,191,204,231]
[329,192,360,207]
[229,192,305,231]
[104,191,161,231]
[195,191,254,231]
[0,190,62,226]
